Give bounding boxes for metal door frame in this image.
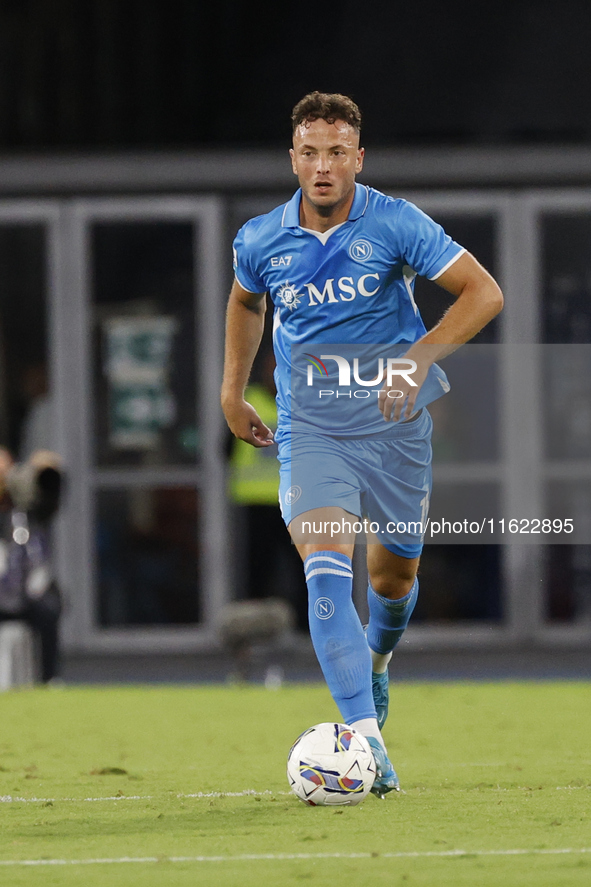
[520,189,591,645]
[55,197,227,653]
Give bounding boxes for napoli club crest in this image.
[285,485,302,505]
[348,239,373,262]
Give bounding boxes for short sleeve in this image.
[396,201,465,280]
[232,224,267,294]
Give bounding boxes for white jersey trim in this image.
[402,265,419,316]
[428,248,466,281]
[300,222,346,246]
[234,272,265,295]
[272,306,282,339]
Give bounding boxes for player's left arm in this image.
[425,251,504,345]
[379,251,503,421]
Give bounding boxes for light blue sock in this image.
[304,550,376,724]
[366,577,419,656]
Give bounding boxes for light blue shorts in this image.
[277,409,432,558]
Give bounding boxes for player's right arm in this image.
[221,277,274,448]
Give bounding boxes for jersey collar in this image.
[281,183,369,229]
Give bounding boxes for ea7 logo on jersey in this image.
[348,240,373,262]
[270,255,293,267]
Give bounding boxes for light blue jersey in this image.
[233,183,465,436]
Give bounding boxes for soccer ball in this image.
[287,722,376,806]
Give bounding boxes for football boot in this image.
[367,736,400,798]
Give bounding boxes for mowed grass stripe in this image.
[1,847,591,866]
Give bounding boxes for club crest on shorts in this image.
[348,239,373,262]
[285,485,302,505]
[277,281,303,311]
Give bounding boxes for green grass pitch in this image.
[1,681,590,886]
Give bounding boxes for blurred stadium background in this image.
[0,0,591,683]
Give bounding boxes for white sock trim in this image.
[305,567,353,580]
[305,554,352,571]
[370,649,392,674]
[350,717,385,749]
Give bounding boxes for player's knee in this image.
[371,567,417,600]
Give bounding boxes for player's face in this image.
[290,118,364,218]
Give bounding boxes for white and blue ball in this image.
[287,722,376,806]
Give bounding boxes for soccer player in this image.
[221,92,503,797]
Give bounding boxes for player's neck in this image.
[299,190,355,233]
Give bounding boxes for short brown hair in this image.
[291,91,361,134]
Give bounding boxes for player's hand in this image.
[377,350,431,422]
[222,398,274,448]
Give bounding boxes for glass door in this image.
[535,194,591,642]
[392,192,510,642]
[0,208,53,456]
[58,198,226,652]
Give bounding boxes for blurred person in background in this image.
[0,447,63,682]
[19,362,57,459]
